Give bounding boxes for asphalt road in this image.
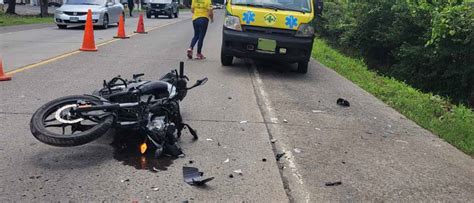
[1,10,473,202]
[0,12,188,72]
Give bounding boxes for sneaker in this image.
[186,49,193,59]
[196,53,206,60]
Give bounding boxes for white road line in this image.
[250,64,311,203]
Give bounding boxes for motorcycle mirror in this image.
[187,77,208,90]
[197,77,208,86]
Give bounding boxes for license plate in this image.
[257,38,276,53]
[69,17,79,22]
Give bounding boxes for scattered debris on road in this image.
[312,110,325,113]
[228,97,232,100]
[183,167,214,186]
[189,160,194,164]
[276,152,286,161]
[228,174,234,178]
[120,179,130,183]
[396,140,409,144]
[315,128,321,131]
[325,181,342,186]
[294,148,302,153]
[240,121,248,124]
[233,169,243,175]
[337,98,350,107]
[270,138,278,143]
[262,158,267,162]
[283,119,288,123]
[270,118,279,123]
[151,187,159,191]
[206,138,213,141]
[224,158,230,163]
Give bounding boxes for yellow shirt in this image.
[191,0,212,20]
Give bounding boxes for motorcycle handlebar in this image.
[179,61,184,78]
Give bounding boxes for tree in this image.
[39,0,49,17]
[6,0,16,14]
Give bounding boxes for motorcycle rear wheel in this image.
[30,95,114,147]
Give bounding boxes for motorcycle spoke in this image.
[73,123,96,132]
[44,123,65,128]
[44,118,57,123]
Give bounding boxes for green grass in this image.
[0,12,53,27]
[312,39,474,156]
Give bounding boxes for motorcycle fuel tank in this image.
[138,81,177,99]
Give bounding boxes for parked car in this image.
[146,0,178,19]
[54,0,125,29]
[48,0,63,7]
[214,3,223,9]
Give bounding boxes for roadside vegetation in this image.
[0,12,53,27]
[315,0,473,107]
[312,39,474,156]
[312,0,473,155]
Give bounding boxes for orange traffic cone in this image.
[134,14,147,34]
[79,9,97,51]
[0,57,12,81]
[114,15,129,39]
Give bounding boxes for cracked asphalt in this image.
[1,10,473,202]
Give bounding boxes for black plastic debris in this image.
[183,167,214,186]
[228,174,234,178]
[276,152,286,161]
[325,181,342,186]
[337,98,350,107]
[189,160,194,164]
[262,158,267,162]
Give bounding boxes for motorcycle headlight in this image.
[295,23,315,37]
[224,15,242,31]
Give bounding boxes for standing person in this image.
[186,0,213,60]
[127,0,134,17]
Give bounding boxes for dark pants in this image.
[128,3,134,16]
[189,17,209,54]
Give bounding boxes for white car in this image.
[54,0,125,29]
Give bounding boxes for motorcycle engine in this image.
[147,116,167,137]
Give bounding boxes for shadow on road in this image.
[30,144,111,170]
[225,58,311,81]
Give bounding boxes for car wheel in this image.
[297,61,308,74]
[57,24,67,29]
[101,14,109,29]
[174,8,178,18]
[146,12,151,18]
[168,9,173,18]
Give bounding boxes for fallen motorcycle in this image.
[30,62,207,157]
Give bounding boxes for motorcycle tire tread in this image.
[30,95,114,147]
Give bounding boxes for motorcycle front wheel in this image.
[30,95,114,147]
